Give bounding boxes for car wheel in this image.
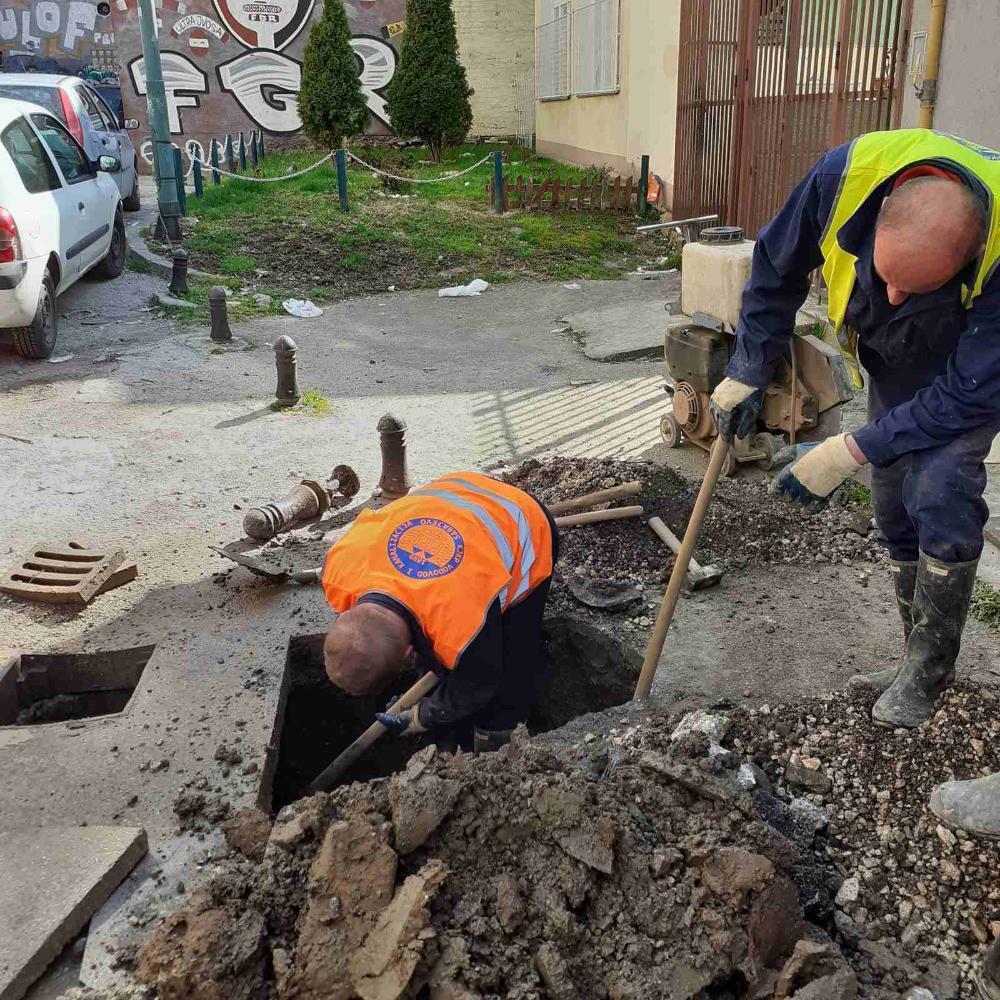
[123,167,141,211]
[12,269,57,360]
[95,210,126,279]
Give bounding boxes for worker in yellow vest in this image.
[710,130,1000,850]
[321,472,558,752]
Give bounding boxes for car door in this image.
[75,84,128,199]
[29,113,113,275]
[89,85,135,197]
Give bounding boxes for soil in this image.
[501,457,883,589]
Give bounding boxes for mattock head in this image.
[687,563,724,590]
[330,464,361,499]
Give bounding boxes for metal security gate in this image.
[674,0,914,235]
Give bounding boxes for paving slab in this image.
[565,299,672,362]
[0,826,147,1000]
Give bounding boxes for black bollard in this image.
[274,336,301,407]
[377,413,412,498]
[168,248,189,295]
[209,286,233,343]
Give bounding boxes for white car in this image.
[0,97,126,359]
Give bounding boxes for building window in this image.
[537,1,572,100]
[573,0,620,96]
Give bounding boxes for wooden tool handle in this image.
[547,480,643,516]
[633,439,730,701]
[647,517,704,573]
[554,505,644,528]
[308,671,439,793]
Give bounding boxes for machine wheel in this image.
[660,413,683,448]
[753,432,783,471]
[12,268,57,360]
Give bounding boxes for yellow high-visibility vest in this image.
[819,129,1000,388]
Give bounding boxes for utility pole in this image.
[137,0,181,240]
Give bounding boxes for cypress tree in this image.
[298,0,368,149]
[386,0,473,162]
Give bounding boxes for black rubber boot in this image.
[849,559,917,693]
[930,770,1000,840]
[473,727,514,753]
[978,933,1000,999]
[872,553,977,729]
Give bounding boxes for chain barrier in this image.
[185,150,335,183]
[345,149,495,184]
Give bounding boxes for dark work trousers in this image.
[863,352,998,564]
[468,501,560,734]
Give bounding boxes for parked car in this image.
[0,97,126,359]
[0,73,139,211]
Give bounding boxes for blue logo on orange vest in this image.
[387,518,465,580]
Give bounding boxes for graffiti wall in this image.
[0,0,119,73]
[109,0,405,172]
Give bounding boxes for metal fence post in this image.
[335,148,349,211]
[225,134,235,173]
[238,132,247,172]
[493,150,505,213]
[172,146,187,216]
[192,158,203,198]
[250,132,259,169]
[638,154,650,219]
[258,131,266,159]
[209,138,221,184]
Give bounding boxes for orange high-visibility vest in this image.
[322,472,554,669]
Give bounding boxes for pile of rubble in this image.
[120,691,988,1000]
[501,457,883,586]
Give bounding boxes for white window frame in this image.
[572,0,621,98]
[537,1,573,101]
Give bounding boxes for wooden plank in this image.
[533,179,550,210]
[624,176,634,211]
[612,176,620,209]
[552,178,561,209]
[600,179,608,210]
[577,177,585,210]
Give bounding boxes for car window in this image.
[1,117,61,194]
[90,88,121,131]
[76,86,107,131]
[94,85,124,123]
[0,84,64,121]
[30,114,93,184]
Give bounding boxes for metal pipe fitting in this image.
[242,466,360,540]
[274,335,301,407]
[377,413,411,499]
[168,248,189,295]
[209,286,232,343]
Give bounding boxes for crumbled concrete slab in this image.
[0,826,147,1000]
[565,300,670,362]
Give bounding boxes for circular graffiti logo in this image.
[387,518,464,580]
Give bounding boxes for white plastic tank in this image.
[680,226,755,330]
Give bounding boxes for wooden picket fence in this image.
[487,174,640,212]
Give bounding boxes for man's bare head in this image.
[323,604,412,696]
[874,177,987,306]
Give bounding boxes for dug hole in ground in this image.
[82,457,998,1000]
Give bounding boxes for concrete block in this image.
[565,300,670,362]
[0,826,147,1000]
[680,239,755,329]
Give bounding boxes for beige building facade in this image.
[533,0,681,205]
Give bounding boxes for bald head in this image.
[323,603,411,696]
[874,177,987,306]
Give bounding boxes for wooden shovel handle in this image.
[554,505,644,528]
[547,480,643,515]
[308,671,439,793]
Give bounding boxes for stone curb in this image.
[126,217,217,283]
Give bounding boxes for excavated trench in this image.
[258,617,641,811]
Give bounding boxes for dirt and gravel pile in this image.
[501,457,883,586]
[131,718,879,1000]
[731,682,1000,997]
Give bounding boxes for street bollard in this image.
[638,154,650,219]
[492,150,505,214]
[335,148,349,210]
[209,286,233,343]
[210,138,221,184]
[192,158,203,198]
[172,146,187,216]
[258,131,266,159]
[238,132,247,172]
[377,413,412,498]
[250,132,259,169]
[274,336,301,407]
[225,134,235,173]
[168,248,189,295]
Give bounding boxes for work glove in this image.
[375,698,426,736]
[709,378,765,441]
[770,433,863,509]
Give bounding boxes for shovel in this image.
[209,546,321,585]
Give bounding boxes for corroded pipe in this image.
[377,413,411,499]
[242,465,360,540]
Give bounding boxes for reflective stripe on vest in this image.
[321,472,553,669]
[818,129,1000,389]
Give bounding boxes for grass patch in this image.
[298,389,332,415]
[971,580,1000,631]
[176,143,676,300]
[129,254,150,274]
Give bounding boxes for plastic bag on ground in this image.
[282,298,323,318]
[438,279,490,298]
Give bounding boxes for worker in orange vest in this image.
[321,472,558,751]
